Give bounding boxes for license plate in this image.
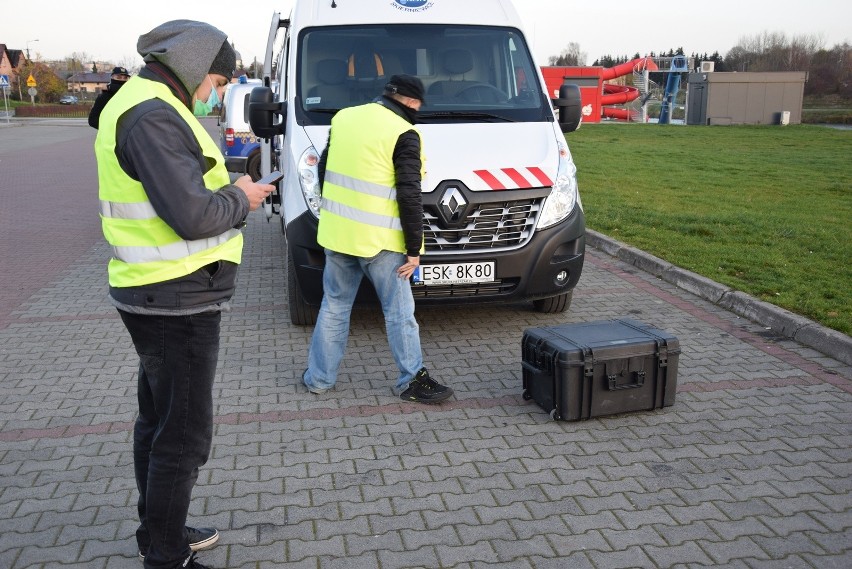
[412,261,495,286]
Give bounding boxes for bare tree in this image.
[789,33,825,70]
[726,31,824,72]
[117,56,141,74]
[65,52,94,76]
[807,42,852,97]
[548,42,587,66]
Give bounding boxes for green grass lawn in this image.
[568,123,852,335]
[802,95,852,124]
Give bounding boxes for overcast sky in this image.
[6,0,851,68]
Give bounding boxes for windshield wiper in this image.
[420,111,515,122]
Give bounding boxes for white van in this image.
[250,0,584,325]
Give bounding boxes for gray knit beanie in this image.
[137,20,231,95]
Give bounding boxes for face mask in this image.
[193,77,220,117]
[400,102,419,124]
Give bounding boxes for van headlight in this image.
[299,147,321,218]
[537,145,578,230]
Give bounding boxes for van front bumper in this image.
[285,206,585,307]
[411,207,585,305]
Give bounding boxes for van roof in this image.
[226,81,261,92]
[289,0,525,31]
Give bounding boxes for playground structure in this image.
[541,55,692,123]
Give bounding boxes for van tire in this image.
[533,290,573,313]
[288,248,319,326]
[246,150,262,182]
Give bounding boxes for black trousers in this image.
[119,310,220,569]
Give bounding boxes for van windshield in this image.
[296,24,552,125]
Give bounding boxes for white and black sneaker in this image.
[139,526,219,559]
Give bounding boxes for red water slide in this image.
[600,57,658,120]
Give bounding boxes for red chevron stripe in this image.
[474,169,505,190]
[527,166,553,186]
[502,168,531,188]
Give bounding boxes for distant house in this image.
[66,72,111,96]
[0,43,26,90]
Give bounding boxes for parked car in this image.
[59,95,79,105]
[218,77,263,181]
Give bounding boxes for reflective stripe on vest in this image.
[325,170,396,201]
[317,102,423,257]
[321,170,403,231]
[320,198,403,232]
[95,76,242,287]
[111,230,241,264]
[99,200,157,220]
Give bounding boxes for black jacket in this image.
[88,80,125,129]
[317,96,424,257]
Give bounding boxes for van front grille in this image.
[411,278,519,299]
[423,197,542,253]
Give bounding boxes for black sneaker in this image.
[399,368,453,403]
[182,552,214,568]
[139,526,219,559]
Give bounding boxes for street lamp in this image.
[26,39,39,61]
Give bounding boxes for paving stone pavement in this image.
[1,120,850,568]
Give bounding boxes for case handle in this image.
[606,358,646,390]
[607,370,645,390]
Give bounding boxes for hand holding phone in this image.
[234,172,279,212]
[257,171,284,185]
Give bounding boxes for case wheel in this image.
[522,390,531,400]
[549,409,560,421]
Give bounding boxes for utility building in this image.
[686,71,807,125]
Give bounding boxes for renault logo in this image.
[439,187,468,225]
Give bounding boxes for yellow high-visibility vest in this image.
[95,76,243,287]
[318,102,425,257]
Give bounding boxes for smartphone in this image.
[257,171,283,185]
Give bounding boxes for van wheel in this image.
[533,290,573,313]
[287,248,319,326]
[246,150,262,182]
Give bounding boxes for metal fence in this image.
[13,104,90,118]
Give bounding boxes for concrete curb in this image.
[586,229,852,366]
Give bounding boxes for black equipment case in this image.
[522,318,680,421]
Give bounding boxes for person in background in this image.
[302,74,454,405]
[94,20,274,569]
[87,66,131,129]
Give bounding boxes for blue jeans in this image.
[304,249,423,394]
[118,310,219,569]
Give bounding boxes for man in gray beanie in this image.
[94,19,274,569]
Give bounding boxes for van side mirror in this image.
[249,86,287,139]
[554,84,582,133]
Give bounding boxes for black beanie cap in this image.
[385,74,425,103]
[209,41,236,78]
